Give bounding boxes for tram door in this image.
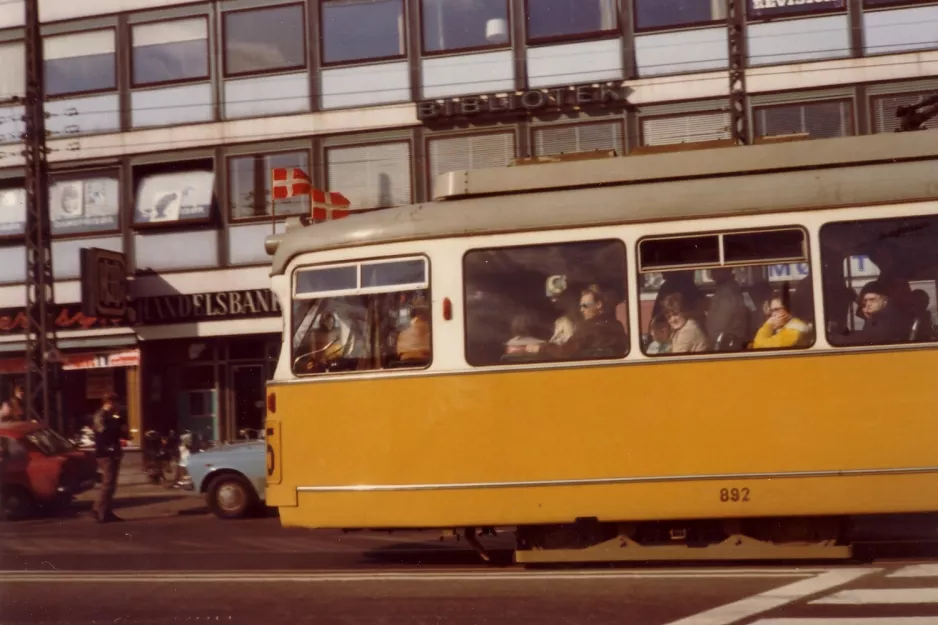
[231,364,266,438]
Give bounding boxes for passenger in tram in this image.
[545,275,578,346]
[504,314,546,358]
[706,268,748,350]
[790,276,815,326]
[528,285,627,358]
[910,289,936,340]
[843,280,911,345]
[651,271,705,327]
[396,295,432,363]
[646,314,672,355]
[750,287,811,349]
[661,293,710,353]
[746,281,773,342]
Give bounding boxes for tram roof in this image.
[268,130,938,276]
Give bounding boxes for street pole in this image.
[23,0,58,426]
[727,0,749,145]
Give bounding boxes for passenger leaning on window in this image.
[751,288,811,349]
[843,280,911,345]
[662,293,710,353]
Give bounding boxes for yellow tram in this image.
[263,131,938,563]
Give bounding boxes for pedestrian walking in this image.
[0,383,25,422]
[91,393,126,523]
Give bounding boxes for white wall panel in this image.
[422,51,514,99]
[224,72,310,119]
[749,15,850,66]
[0,246,25,284]
[45,93,120,136]
[527,39,623,88]
[321,62,410,110]
[864,5,938,56]
[135,229,219,271]
[53,236,121,279]
[228,222,286,267]
[0,0,24,28]
[132,83,213,128]
[39,0,195,23]
[635,27,728,77]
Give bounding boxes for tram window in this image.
[291,256,431,375]
[295,265,357,296]
[462,239,628,367]
[639,227,814,356]
[640,235,719,271]
[821,215,938,347]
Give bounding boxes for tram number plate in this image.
[719,487,750,503]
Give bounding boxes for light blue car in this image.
[183,440,266,519]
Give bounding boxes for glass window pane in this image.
[822,215,938,346]
[361,259,426,288]
[49,175,120,236]
[463,240,628,366]
[132,18,209,85]
[224,5,306,75]
[634,0,725,30]
[45,30,116,96]
[296,265,358,294]
[527,0,617,40]
[292,289,431,374]
[134,170,215,224]
[0,188,26,237]
[322,0,404,64]
[229,151,310,220]
[755,101,853,140]
[422,0,509,53]
[640,235,720,271]
[0,43,25,101]
[723,229,806,265]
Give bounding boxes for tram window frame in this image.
[290,255,432,377]
[820,214,938,348]
[637,225,815,357]
[462,238,629,368]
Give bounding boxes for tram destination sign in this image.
[417,82,634,122]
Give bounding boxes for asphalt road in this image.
[4,489,938,624]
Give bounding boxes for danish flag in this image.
[310,188,351,221]
[271,167,311,200]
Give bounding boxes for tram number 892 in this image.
[719,487,751,503]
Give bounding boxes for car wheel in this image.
[0,486,34,522]
[207,474,257,520]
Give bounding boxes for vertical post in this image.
[270,168,276,234]
[726,0,749,145]
[23,0,58,426]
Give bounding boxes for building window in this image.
[872,92,937,133]
[640,111,730,146]
[526,0,617,41]
[421,0,510,53]
[132,18,209,86]
[428,132,516,188]
[749,0,845,20]
[134,167,215,226]
[49,174,120,236]
[322,0,405,64]
[326,142,412,210]
[821,215,938,346]
[224,4,306,76]
[0,187,25,237]
[292,256,431,375]
[45,30,116,97]
[638,228,813,355]
[634,0,726,30]
[229,151,310,220]
[463,239,628,366]
[754,100,854,140]
[0,42,25,101]
[533,121,623,156]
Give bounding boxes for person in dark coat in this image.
[92,393,126,523]
[843,280,911,346]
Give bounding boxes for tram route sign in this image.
[417,82,635,122]
[80,247,129,319]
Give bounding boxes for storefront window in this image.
[421,0,510,52]
[134,168,215,225]
[49,174,120,236]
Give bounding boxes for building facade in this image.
[0,0,934,442]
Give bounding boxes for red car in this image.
[0,421,99,520]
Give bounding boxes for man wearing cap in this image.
[847,279,911,345]
[91,393,126,523]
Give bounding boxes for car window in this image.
[24,429,76,456]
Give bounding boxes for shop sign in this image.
[0,349,140,375]
[80,247,129,318]
[417,82,633,122]
[749,0,844,17]
[0,305,126,335]
[134,289,281,325]
[86,369,115,399]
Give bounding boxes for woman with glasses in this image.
[751,285,811,349]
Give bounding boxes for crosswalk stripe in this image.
[889,564,938,578]
[750,618,938,624]
[812,589,938,605]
